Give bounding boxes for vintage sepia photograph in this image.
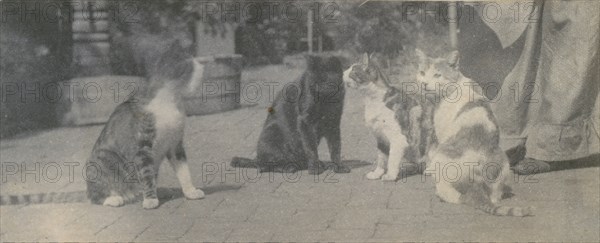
[0,0,598,242]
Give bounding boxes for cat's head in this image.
[306,54,343,73]
[305,54,344,89]
[343,53,386,89]
[415,49,461,90]
[149,41,207,93]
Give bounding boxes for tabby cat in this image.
[1,41,205,209]
[415,49,533,216]
[86,42,206,209]
[343,53,428,181]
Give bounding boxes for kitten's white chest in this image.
[363,91,402,137]
[144,87,185,155]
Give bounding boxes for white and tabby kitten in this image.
[0,42,206,209]
[343,53,424,181]
[416,49,533,216]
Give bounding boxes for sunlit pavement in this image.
[1,65,598,241]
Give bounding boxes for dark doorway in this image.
[0,0,73,138]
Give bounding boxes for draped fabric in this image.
[460,0,600,161]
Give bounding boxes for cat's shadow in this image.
[321,159,371,169]
[155,160,369,205]
[156,184,241,203]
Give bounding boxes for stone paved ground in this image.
[1,65,599,242]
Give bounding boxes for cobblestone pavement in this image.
[1,65,599,242]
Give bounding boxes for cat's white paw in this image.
[142,198,160,209]
[184,188,205,200]
[381,173,398,181]
[366,168,385,180]
[103,196,125,207]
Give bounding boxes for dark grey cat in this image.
[231,54,350,175]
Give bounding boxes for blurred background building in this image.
[1,0,450,138]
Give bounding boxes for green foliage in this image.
[107,0,451,68]
[331,1,450,58]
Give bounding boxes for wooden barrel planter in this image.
[184,54,243,116]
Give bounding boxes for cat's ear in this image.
[360,53,370,65]
[415,48,427,64]
[368,52,377,60]
[369,52,380,67]
[447,50,460,69]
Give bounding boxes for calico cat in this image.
[1,41,205,209]
[343,53,428,181]
[415,49,533,216]
[231,54,350,175]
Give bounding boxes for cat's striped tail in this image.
[0,191,88,205]
[460,187,534,217]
